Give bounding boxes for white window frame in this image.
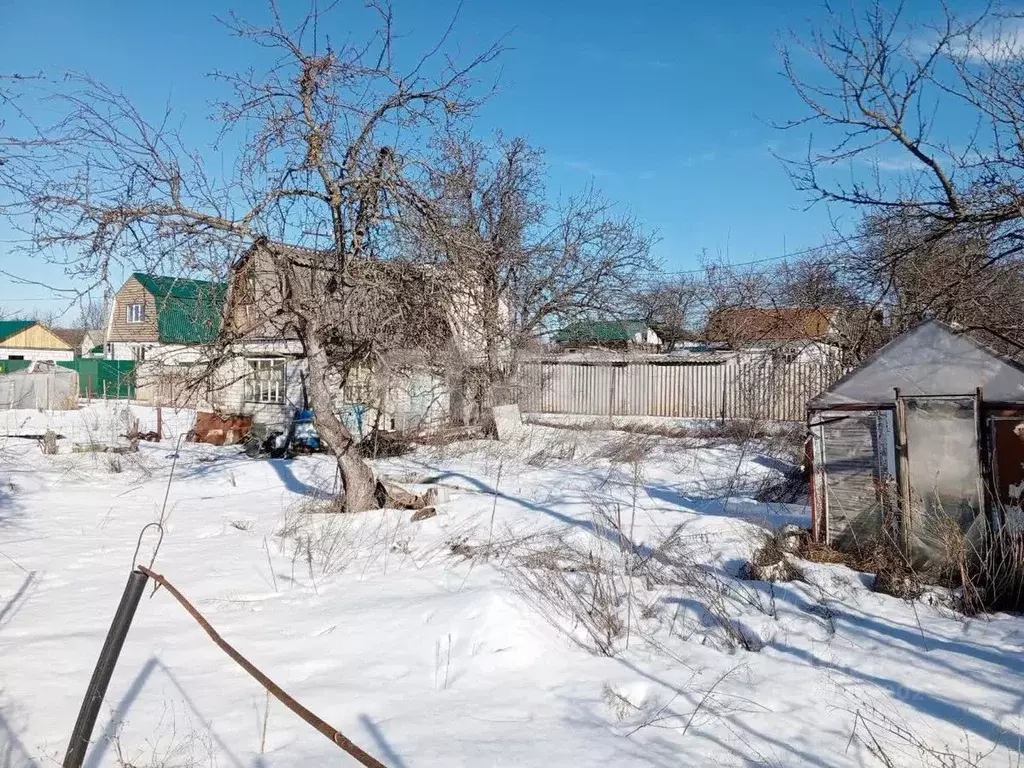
[246,357,286,404]
[126,303,146,324]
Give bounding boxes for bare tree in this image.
[778,0,1024,346]
[0,3,500,511]
[419,133,654,408]
[630,275,701,351]
[74,295,108,330]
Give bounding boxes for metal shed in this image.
[808,319,1024,570]
[0,360,80,410]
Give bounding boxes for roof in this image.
[0,320,37,344]
[809,319,1024,408]
[226,244,458,352]
[51,328,87,349]
[706,307,837,343]
[554,320,651,343]
[132,273,228,344]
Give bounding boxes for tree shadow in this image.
[267,458,325,497]
[644,483,808,529]
[0,572,36,631]
[83,657,247,768]
[0,697,39,768]
[0,480,25,534]
[358,715,407,768]
[765,580,1024,709]
[405,462,668,559]
[774,641,1024,752]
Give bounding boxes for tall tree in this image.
[778,0,1024,346]
[421,133,654,404]
[630,276,701,350]
[0,3,500,511]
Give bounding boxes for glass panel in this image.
[903,397,985,571]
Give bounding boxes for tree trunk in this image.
[300,320,428,513]
[302,325,380,513]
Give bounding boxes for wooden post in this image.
[975,386,992,532]
[156,406,163,442]
[62,569,150,768]
[893,387,913,556]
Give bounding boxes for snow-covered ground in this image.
[0,405,1022,766]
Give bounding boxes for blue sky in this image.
[0,0,871,319]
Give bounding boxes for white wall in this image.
[209,354,306,426]
[0,347,76,362]
[108,342,203,364]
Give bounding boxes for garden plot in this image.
[0,419,1021,767]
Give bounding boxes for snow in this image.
[0,404,1022,766]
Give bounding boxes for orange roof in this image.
[705,307,837,342]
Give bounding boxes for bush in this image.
[964,525,1024,614]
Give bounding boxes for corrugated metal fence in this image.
[516,358,844,421]
[0,359,136,398]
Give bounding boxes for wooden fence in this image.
[516,358,844,422]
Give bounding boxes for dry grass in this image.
[108,702,216,768]
[592,433,660,464]
[523,415,803,447]
[274,495,415,581]
[457,512,772,656]
[799,540,857,566]
[963,524,1024,614]
[845,689,1012,768]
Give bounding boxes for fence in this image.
[0,364,79,410]
[64,359,137,399]
[135,366,205,408]
[516,357,844,422]
[0,358,136,399]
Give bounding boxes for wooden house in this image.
[0,321,76,362]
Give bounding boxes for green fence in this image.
[59,359,136,398]
[0,358,137,398]
[0,359,31,375]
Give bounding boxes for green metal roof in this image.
[0,320,37,344]
[132,273,228,345]
[554,320,649,343]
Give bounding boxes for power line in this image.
[637,242,835,279]
[0,296,78,302]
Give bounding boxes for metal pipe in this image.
[62,568,149,768]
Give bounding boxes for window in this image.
[7,355,23,361]
[771,348,799,366]
[126,303,146,323]
[132,346,146,362]
[246,358,286,403]
[343,363,374,404]
[237,267,257,306]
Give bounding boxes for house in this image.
[704,307,848,363]
[211,243,482,430]
[51,328,105,358]
[808,319,1024,572]
[0,321,76,362]
[105,273,228,363]
[553,320,662,351]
